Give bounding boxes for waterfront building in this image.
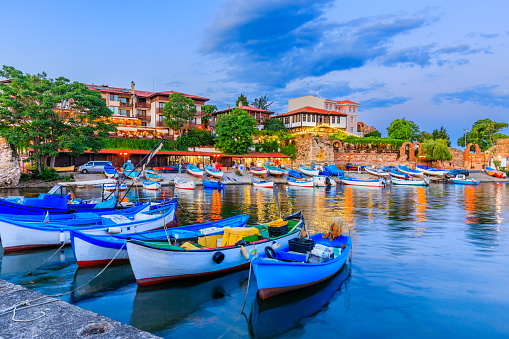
[208,103,274,130]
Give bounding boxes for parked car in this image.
[77,161,112,174]
[445,169,469,178]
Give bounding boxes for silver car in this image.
[77,161,111,174]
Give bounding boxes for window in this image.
[350,126,354,132]
[120,109,129,116]
[110,106,119,114]
[141,122,147,127]
[332,117,335,124]
[303,115,306,122]
[110,94,119,101]
[137,109,146,116]
[159,102,165,109]
[120,97,130,104]
[312,115,315,122]
[350,116,354,123]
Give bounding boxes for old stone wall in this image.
[293,134,335,167]
[334,152,415,168]
[0,138,21,187]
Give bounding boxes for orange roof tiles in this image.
[275,106,348,118]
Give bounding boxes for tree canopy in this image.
[251,95,273,110]
[457,119,508,151]
[417,131,432,143]
[431,126,451,146]
[0,66,116,171]
[421,139,452,161]
[263,117,287,132]
[161,93,196,138]
[201,105,217,114]
[179,128,214,150]
[215,108,257,154]
[387,118,420,141]
[363,130,381,138]
[236,94,249,107]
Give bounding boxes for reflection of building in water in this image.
[414,187,428,227]
[342,187,355,228]
[464,186,475,224]
[366,190,374,222]
[210,191,222,220]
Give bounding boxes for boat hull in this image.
[142,181,161,190]
[365,168,389,177]
[299,165,319,177]
[204,166,224,179]
[342,178,383,187]
[175,180,196,190]
[391,178,428,186]
[250,167,269,177]
[252,179,274,188]
[72,233,129,267]
[451,179,479,185]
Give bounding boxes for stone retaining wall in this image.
[0,138,20,187]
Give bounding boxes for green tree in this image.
[179,128,214,150]
[200,104,217,128]
[387,118,420,141]
[363,130,381,138]
[161,93,196,139]
[251,95,273,110]
[417,131,433,143]
[263,117,287,132]
[0,66,116,172]
[215,108,257,154]
[457,119,508,151]
[236,94,249,107]
[431,126,451,146]
[421,139,452,161]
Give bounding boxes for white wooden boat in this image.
[451,174,479,185]
[287,177,314,187]
[342,177,387,187]
[365,166,390,177]
[398,165,424,177]
[186,164,205,177]
[263,164,286,176]
[389,170,411,180]
[0,200,178,252]
[299,164,319,176]
[423,168,447,176]
[103,183,127,192]
[174,177,196,190]
[251,178,274,188]
[250,166,269,177]
[126,213,304,285]
[391,177,429,186]
[142,180,161,190]
[204,165,224,179]
[313,176,337,187]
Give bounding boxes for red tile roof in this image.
[65,149,289,158]
[275,106,348,118]
[211,105,274,115]
[86,85,209,102]
[325,99,360,105]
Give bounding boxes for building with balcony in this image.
[282,95,362,135]
[208,103,274,130]
[88,84,209,139]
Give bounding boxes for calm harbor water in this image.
[1,183,509,338]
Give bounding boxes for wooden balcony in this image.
[119,102,132,108]
[156,120,166,127]
[138,115,151,122]
[156,107,165,114]
[137,102,150,109]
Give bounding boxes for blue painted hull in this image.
[0,198,115,215]
[287,169,305,179]
[202,180,225,189]
[252,233,352,299]
[324,164,342,176]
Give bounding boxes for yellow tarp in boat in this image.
[221,227,260,247]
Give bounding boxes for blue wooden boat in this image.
[398,165,424,177]
[263,164,286,176]
[380,166,397,172]
[202,180,225,189]
[299,164,319,176]
[123,161,140,179]
[252,232,352,299]
[389,170,411,179]
[324,164,343,177]
[143,169,161,182]
[103,163,119,179]
[287,168,306,179]
[451,174,479,185]
[186,164,205,177]
[204,164,224,179]
[345,163,365,171]
[154,164,181,173]
[70,214,249,266]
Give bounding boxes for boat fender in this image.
[59,231,65,244]
[107,227,122,234]
[265,246,277,259]
[213,251,225,264]
[241,246,249,261]
[271,242,281,250]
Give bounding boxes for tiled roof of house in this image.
[87,85,209,102]
[211,105,274,115]
[275,106,348,118]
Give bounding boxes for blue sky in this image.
[1,0,508,145]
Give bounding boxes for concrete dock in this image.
[0,279,159,339]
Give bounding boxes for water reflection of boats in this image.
[130,270,249,333]
[70,263,135,302]
[0,246,75,277]
[249,265,350,339]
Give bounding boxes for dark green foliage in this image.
[236,94,249,107]
[417,131,433,143]
[215,108,257,154]
[179,128,214,149]
[431,126,451,146]
[421,139,452,161]
[330,135,407,150]
[363,130,381,138]
[457,119,508,151]
[161,93,196,135]
[387,118,420,141]
[103,138,177,151]
[263,118,287,132]
[251,95,273,110]
[201,105,217,114]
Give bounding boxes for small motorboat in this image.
[174,177,196,190]
[365,166,390,177]
[103,164,119,179]
[398,165,424,177]
[202,180,225,189]
[250,166,269,177]
[186,164,205,177]
[313,175,337,187]
[144,169,161,182]
[142,180,161,190]
[103,183,127,192]
[389,170,411,180]
[345,163,365,171]
[299,164,319,177]
[252,219,351,299]
[422,168,447,176]
[485,166,507,178]
[204,164,224,179]
[287,176,314,187]
[390,177,429,186]
[123,161,140,180]
[342,177,387,187]
[263,164,286,176]
[252,178,274,188]
[451,174,479,185]
[324,164,343,176]
[287,168,306,179]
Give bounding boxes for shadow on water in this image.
[248,264,351,339]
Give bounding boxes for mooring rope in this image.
[24,239,70,276]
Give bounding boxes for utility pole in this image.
[463,129,468,148]
[131,81,136,118]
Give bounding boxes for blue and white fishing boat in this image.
[103,183,127,192]
[299,164,319,177]
[103,163,119,179]
[398,165,424,177]
[186,164,205,178]
[287,176,314,187]
[390,177,429,186]
[142,180,161,190]
[345,163,365,171]
[313,176,337,187]
[71,214,250,267]
[252,227,352,299]
[365,166,390,177]
[0,199,178,252]
[143,169,161,182]
[123,160,140,180]
[251,178,274,188]
[451,174,479,185]
[250,166,269,177]
[422,168,447,176]
[204,164,224,179]
[202,180,225,189]
[287,168,306,179]
[342,177,387,187]
[263,164,286,176]
[389,170,411,180]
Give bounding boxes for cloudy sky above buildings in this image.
[1,0,508,144]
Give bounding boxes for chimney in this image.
[238,101,242,107]
[227,104,231,109]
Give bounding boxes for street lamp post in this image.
[463,129,468,148]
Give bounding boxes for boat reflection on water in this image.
[130,270,249,333]
[249,265,351,339]
[70,263,135,303]
[0,246,75,278]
